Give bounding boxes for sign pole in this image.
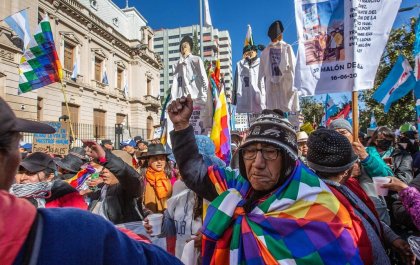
[352,91,359,139]
[60,82,76,143]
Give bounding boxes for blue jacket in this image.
[13,208,182,265]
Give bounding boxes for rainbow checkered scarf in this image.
[202,161,362,265]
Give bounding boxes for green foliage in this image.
[192,30,200,56]
[359,17,417,131]
[300,97,325,125]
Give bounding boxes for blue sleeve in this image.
[36,208,182,265]
[362,147,394,178]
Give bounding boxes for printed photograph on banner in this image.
[190,104,208,135]
[302,0,345,65]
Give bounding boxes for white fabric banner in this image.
[294,0,401,96]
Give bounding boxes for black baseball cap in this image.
[20,152,57,173]
[0,97,55,135]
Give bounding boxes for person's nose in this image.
[252,150,266,169]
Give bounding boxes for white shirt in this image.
[233,57,266,113]
[259,40,300,112]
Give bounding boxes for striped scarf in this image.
[202,161,362,264]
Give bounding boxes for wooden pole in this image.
[60,82,76,144]
[352,91,359,140]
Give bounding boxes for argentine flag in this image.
[102,64,109,85]
[373,55,416,113]
[123,70,129,99]
[71,59,78,81]
[4,9,31,49]
[370,112,377,129]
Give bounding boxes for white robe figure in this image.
[171,54,208,104]
[233,58,265,113]
[259,40,299,112]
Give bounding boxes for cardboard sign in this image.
[33,122,69,155]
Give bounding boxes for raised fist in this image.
[167,95,193,131]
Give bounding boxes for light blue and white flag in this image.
[4,9,31,49]
[123,70,129,99]
[102,64,109,85]
[372,55,416,113]
[370,112,377,129]
[70,58,78,81]
[321,94,339,126]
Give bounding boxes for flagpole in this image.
[199,0,204,60]
[352,91,359,139]
[60,82,76,145]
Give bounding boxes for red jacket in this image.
[327,181,375,265]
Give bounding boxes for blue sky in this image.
[114,0,419,105]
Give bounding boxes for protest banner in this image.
[33,121,69,155]
[294,0,401,96]
[190,100,210,135]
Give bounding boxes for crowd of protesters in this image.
[3,92,420,264]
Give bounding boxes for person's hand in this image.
[167,95,193,131]
[352,142,368,160]
[392,238,416,265]
[382,177,409,193]
[87,177,103,187]
[350,163,361,178]
[85,141,106,160]
[143,217,153,235]
[186,230,202,249]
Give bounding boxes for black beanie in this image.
[268,20,284,40]
[179,35,193,52]
[306,129,357,173]
[238,109,298,179]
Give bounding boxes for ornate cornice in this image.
[40,0,162,69]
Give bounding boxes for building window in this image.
[154,44,163,49]
[64,43,74,71]
[117,68,123,89]
[155,37,163,42]
[116,113,126,125]
[169,35,179,39]
[147,116,154,140]
[94,57,102,82]
[37,97,43,121]
[147,78,152,96]
[93,109,106,138]
[169,43,178,47]
[62,103,79,135]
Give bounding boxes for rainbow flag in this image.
[18,15,62,94]
[202,162,362,264]
[210,61,231,165]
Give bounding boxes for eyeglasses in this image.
[241,147,281,161]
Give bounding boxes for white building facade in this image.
[154,25,232,98]
[0,0,162,142]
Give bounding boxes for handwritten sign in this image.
[33,122,69,155]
